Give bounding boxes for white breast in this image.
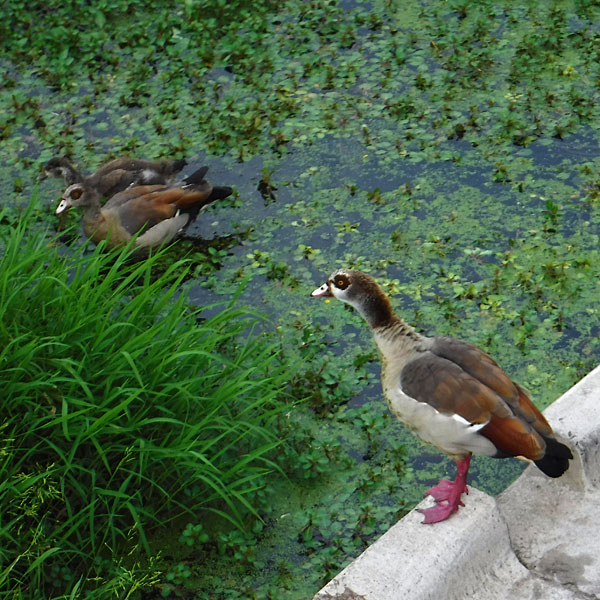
[383,383,497,459]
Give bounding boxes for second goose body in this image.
[45,156,187,199]
[55,166,232,250]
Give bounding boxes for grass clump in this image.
[0,201,293,598]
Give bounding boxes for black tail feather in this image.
[179,187,232,220]
[171,158,187,173]
[183,166,209,185]
[207,186,233,202]
[534,436,573,478]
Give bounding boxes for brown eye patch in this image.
[70,188,83,200]
[332,273,350,290]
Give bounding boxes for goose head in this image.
[56,183,93,215]
[44,157,80,185]
[312,269,394,328]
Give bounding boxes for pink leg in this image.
[418,455,471,524]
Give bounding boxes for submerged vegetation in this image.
[1,0,600,598]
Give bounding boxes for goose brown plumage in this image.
[44,156,187,199]
[312,269,573,524]
[55,166,233,250]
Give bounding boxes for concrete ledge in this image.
[498,470,600,598]
[314,365,600,600]
[498,365,600,598]
[314,489,575,600]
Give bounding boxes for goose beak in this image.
[311,282,332,297]
[55,199,70,215]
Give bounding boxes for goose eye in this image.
[70,188,83,200]
[332,274,350,290]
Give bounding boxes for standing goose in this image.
[312,269,573,524]
[55,166,233,250]
[44,156,187,199]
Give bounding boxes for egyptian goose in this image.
[55,166,232,250]
[312,269,573,524]
[44,156,187,199]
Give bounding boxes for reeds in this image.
[0,201,291,597]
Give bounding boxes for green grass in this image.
[0,199,294,598]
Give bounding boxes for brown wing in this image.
[104,185,166,209]
[400,341,546,460]
[479,414,544,459]
[94,168,171,197]
[110,185,214,235]
[90,168,130,197]
[150,185,213,209]
[400,352,512,424]
[95,158,186,178]
[431,337,553,436]
[93,158,156,177]
[93,158,131,175]
[114,193,177,235]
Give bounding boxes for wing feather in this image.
[400,337,548,460]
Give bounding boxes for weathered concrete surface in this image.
[314,489,577,600]
[313,365,600,600]
[497,365,600,599]
[499,472,600,599]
